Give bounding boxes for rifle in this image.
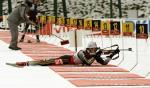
[98,44,132,60]
[101,44,132,52]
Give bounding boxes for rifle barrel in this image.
[103,48,132,52]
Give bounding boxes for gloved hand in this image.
[114,48,120,54]
[96,48,102,55]
[0,16,3,22]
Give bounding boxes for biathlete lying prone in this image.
[6,41,132,67]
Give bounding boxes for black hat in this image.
[25,0,33,7]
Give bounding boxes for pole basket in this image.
[60,40,69,45]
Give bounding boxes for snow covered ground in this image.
[0,30,150,88]
[0,39,75,88]
[40,34,150,78]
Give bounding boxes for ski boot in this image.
[36,35,40,43]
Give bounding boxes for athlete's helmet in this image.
[87,41,97,48]
[86,41,98,56]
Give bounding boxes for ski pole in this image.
[52,34,69,45]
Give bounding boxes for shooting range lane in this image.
[1,31,150,87]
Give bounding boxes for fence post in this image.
[118,0,122,18]
[8,0,12,14]
[0,0,3,16]
[110,0,113,18]
[54,0,57,18]
[62,0,67,18]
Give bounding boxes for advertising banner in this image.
[92,20,101,32]
[101,19,110,36]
